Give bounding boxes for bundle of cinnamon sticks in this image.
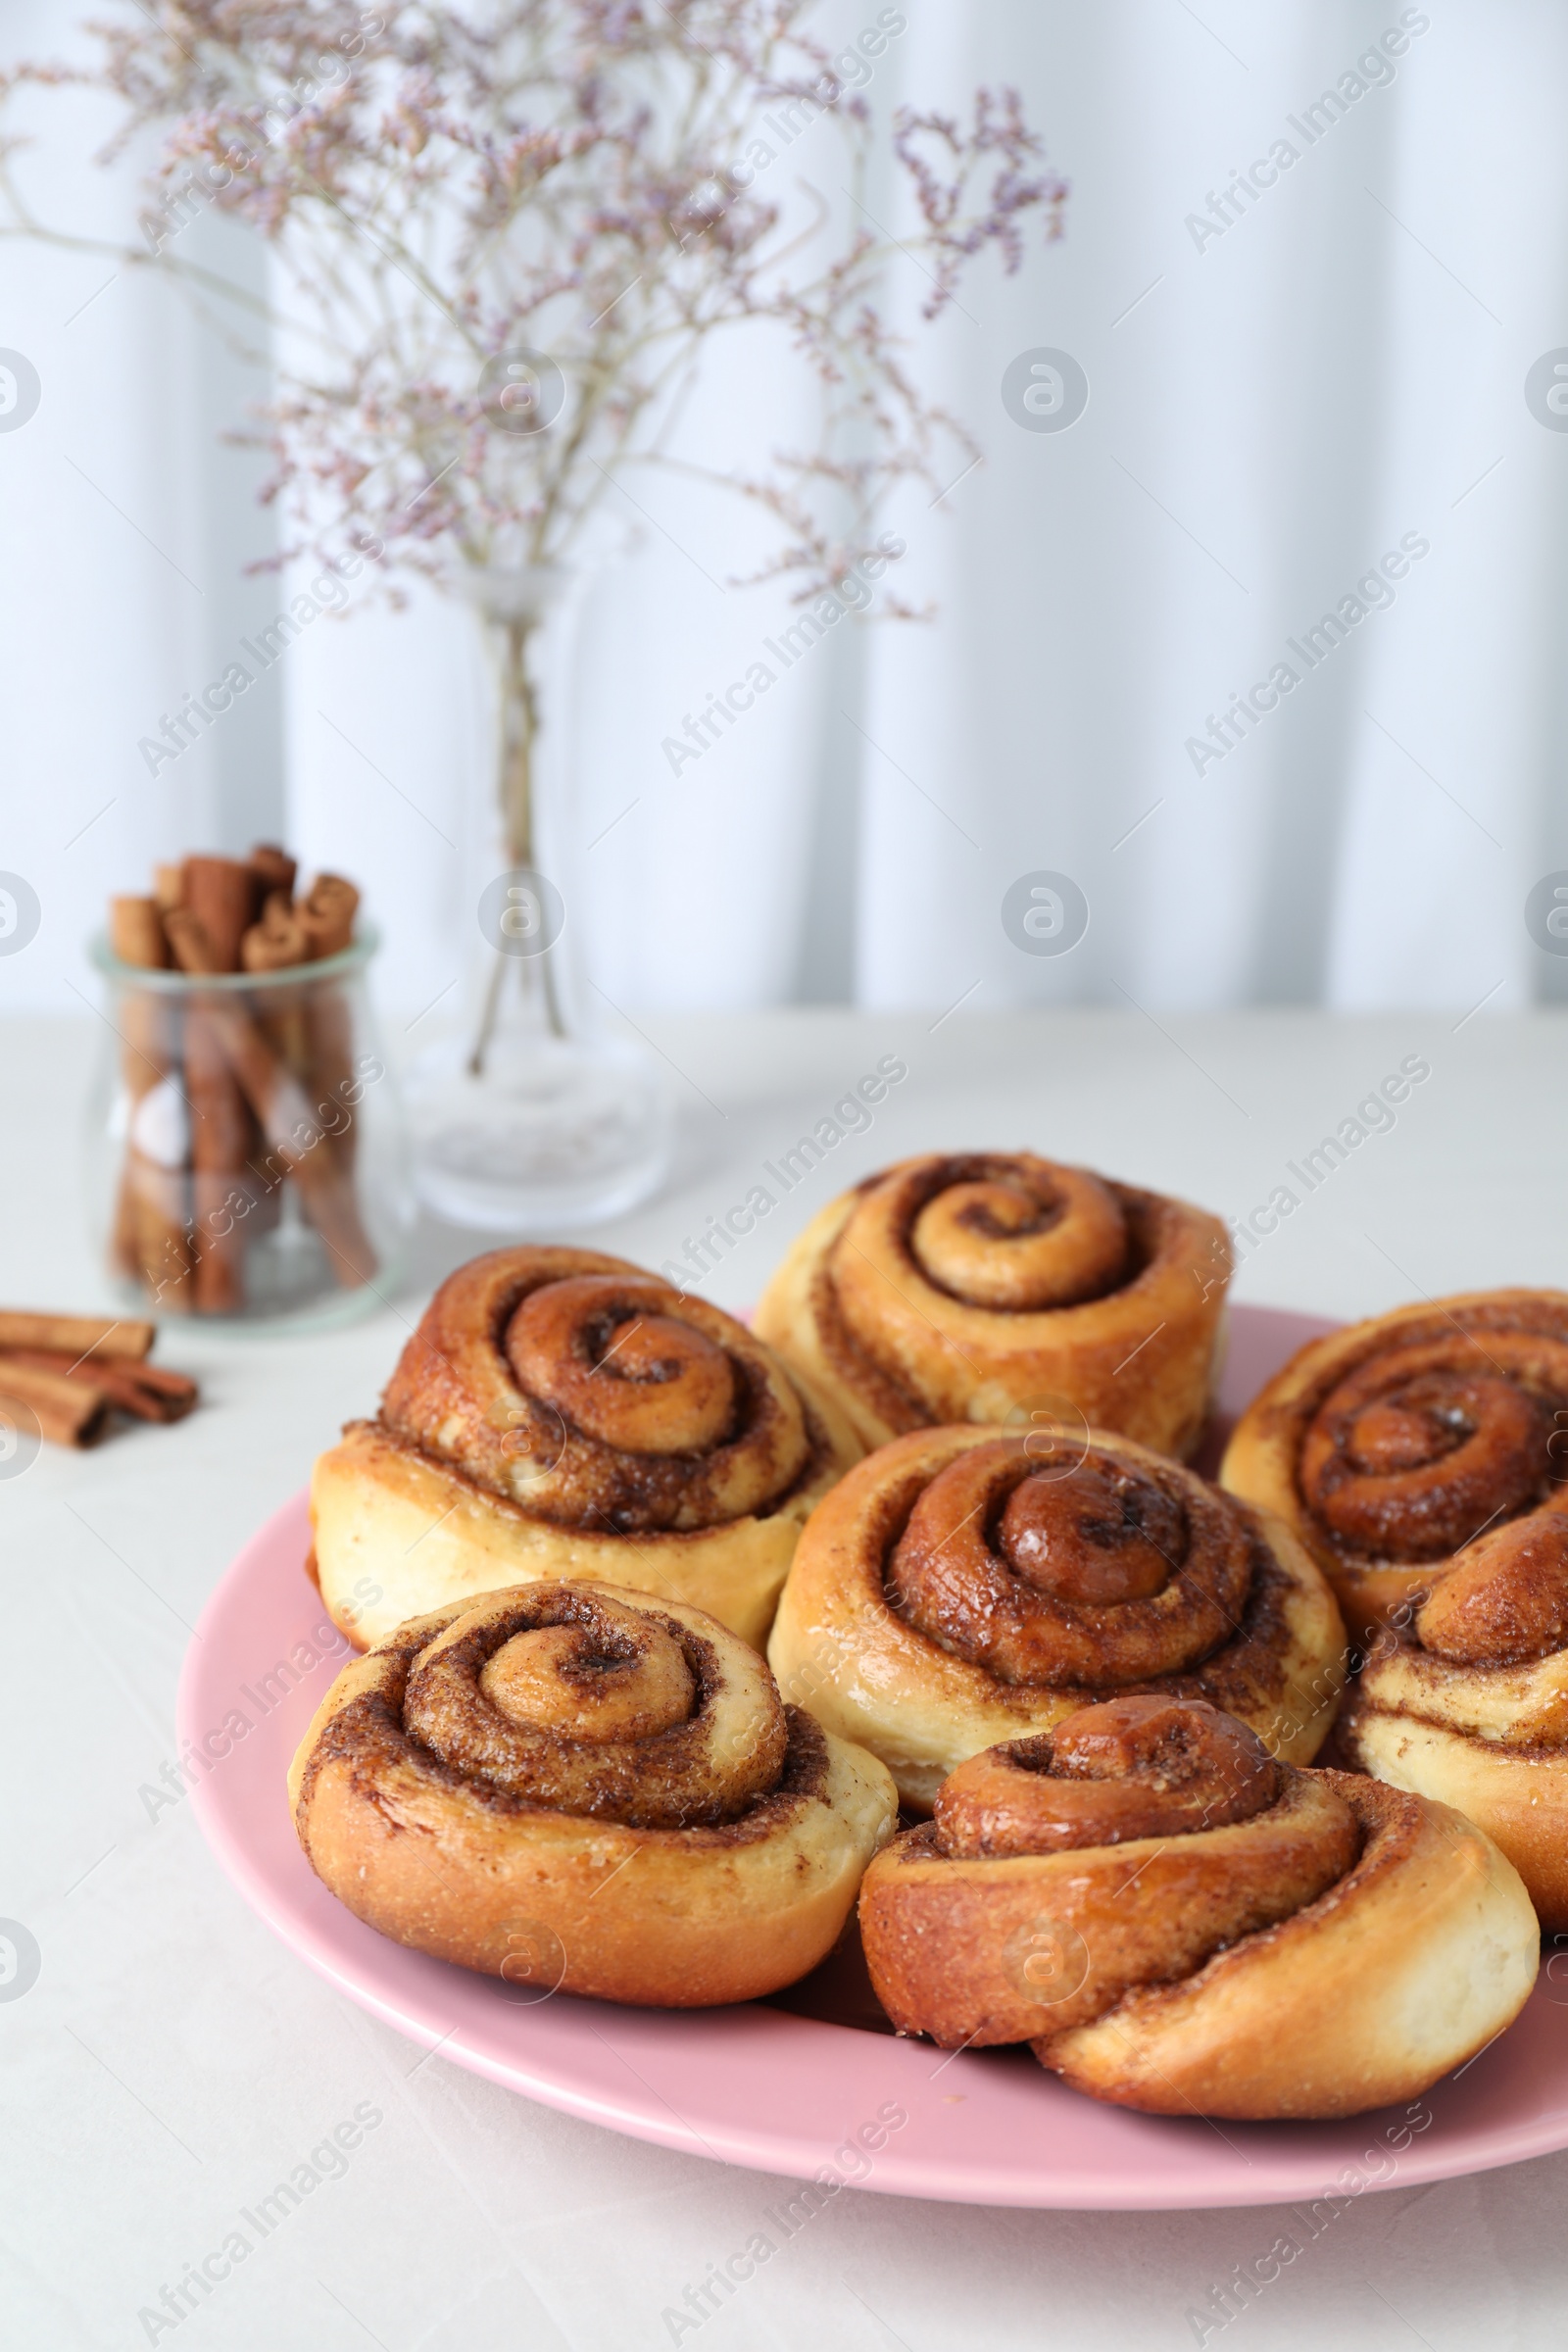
[0,1311,197,1446]
[108,846,379,1315]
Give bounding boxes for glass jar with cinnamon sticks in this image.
[88,847,413,1323]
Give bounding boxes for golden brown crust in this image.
[932,1699,1283,1854]
[861,1773,1358,2049]
[382,1250,816,1531]
[1036,1776,1538,2118]
[1342,1620,1568,1931]
[1339,1704,1568,1933]
[1226,1292,1568,1930]
[754,1154,1231,1460]
[859,1727,1539,2119]
[313,1246,863,1651]
[1220,1288,1568,1639]
[767,1426,1348,1810]
[289,1582,898,2007]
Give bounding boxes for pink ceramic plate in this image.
[179,1305,1568,2210]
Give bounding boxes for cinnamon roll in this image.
[289,1582,897,2005]
[1221,1289,1568,1641]
[766,1424,1346,1810]
[1341,1508,1568,1929]
[754,1152,1230,1461]
[311,1247,862,1650]
[859,1696,1539,2118]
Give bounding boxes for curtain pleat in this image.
[4,1,1566,1020]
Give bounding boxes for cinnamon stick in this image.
[108,901,194,1305]
[153,861,185,912]
[101,1357,195,1402]
[163,908,223,979]
[211,1007,378,1285]
[248,842,298,901]
[166,875,255,1312]
[161,916,375,1286]
[241,893,313,974]
[187,1014,253,1311]
[298,873,359,959]
[242,899,314,1190]
[0,1361,111,1447]
[0,1311,155,1361]
[233,981,295,1243]
[293,874,362,1192]
[110,897,170,970]
[183,857,261,971]
[237,898,314,1244]
[305,980,359,1185]
[0,1348,197,1423]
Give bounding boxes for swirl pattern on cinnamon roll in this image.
[1342,1506,1568,1929]
[289,1582,897,2005]
[766,1425,1346,1810]
[859,1697,1539,2119]
[311,1247,863,1650]
[754,1153,1231,1461]
[1221,1289,1568,1640]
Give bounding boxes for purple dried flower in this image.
[1,2,1068,599]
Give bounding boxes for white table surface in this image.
[5,1006,1568,2352]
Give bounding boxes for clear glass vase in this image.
[86,926,413,1326]
[404,563,672,1231]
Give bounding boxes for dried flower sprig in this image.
[0,2,1067,605]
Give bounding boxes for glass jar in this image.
[87,924,413,1326]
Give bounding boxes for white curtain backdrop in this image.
[5,0,1568,1023]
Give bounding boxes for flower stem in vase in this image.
[469,610,565,1075]
[405,563,671,1234]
